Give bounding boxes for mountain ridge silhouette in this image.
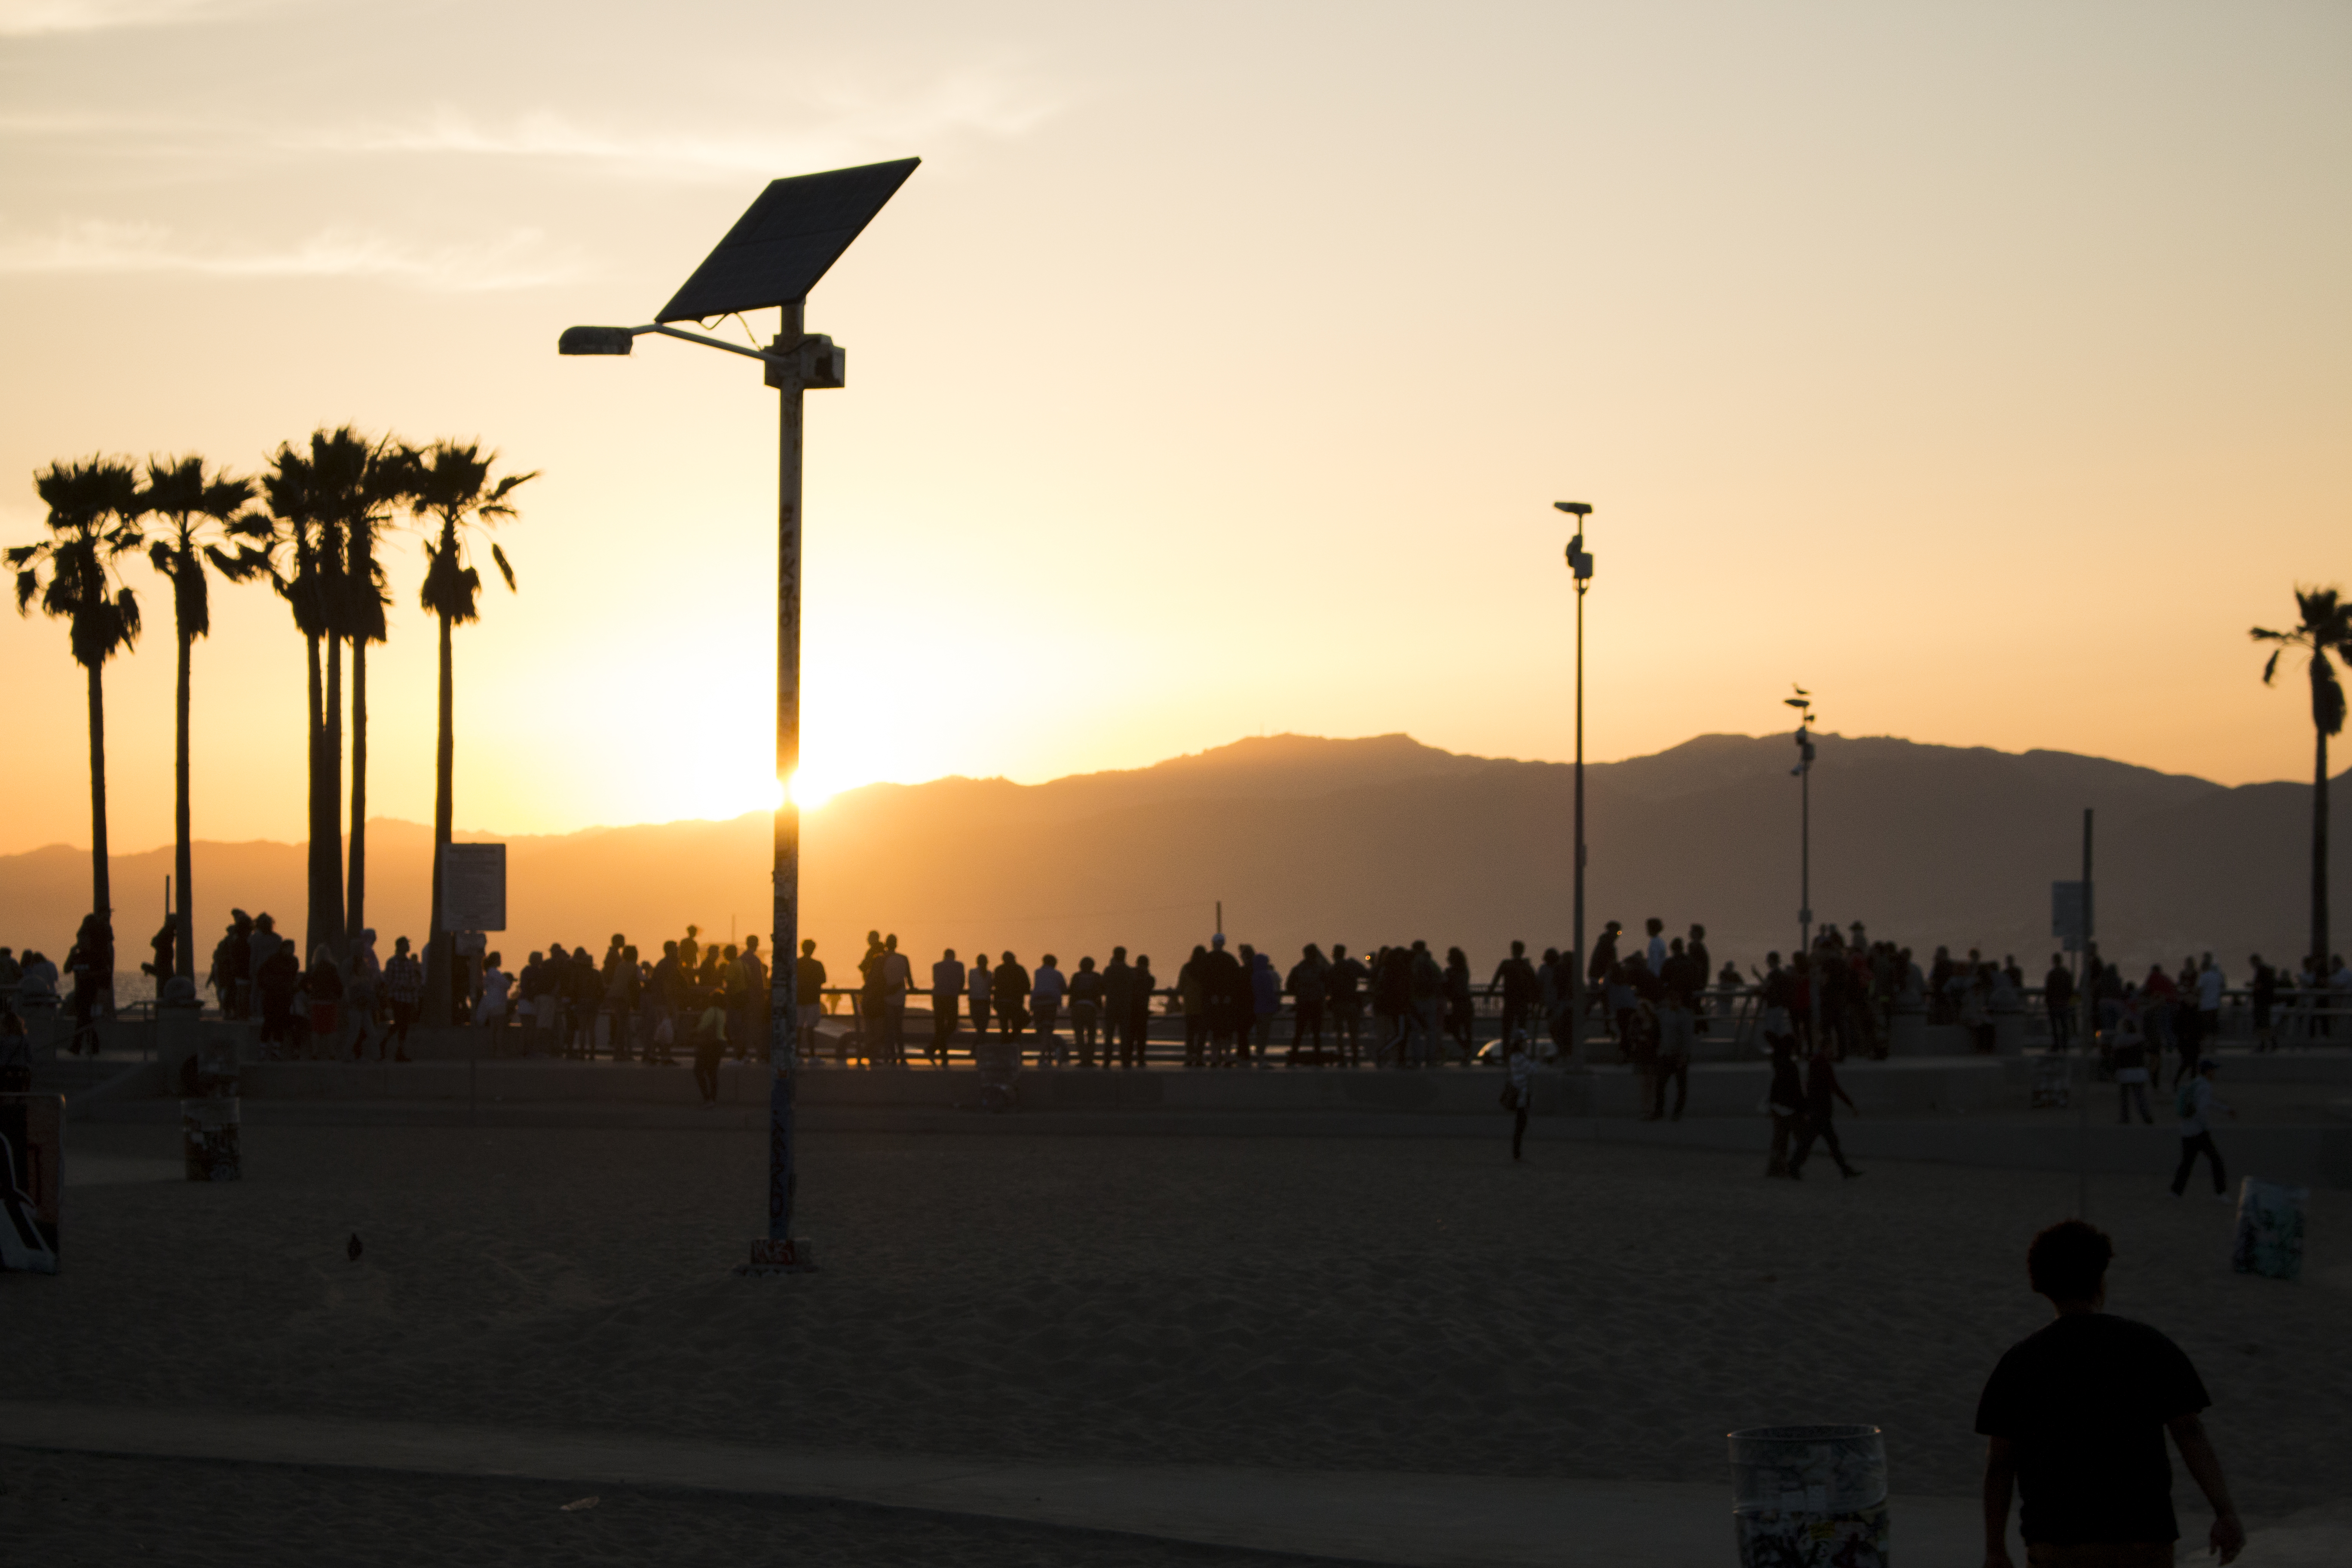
[5,731,2341,980]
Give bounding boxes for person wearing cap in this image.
[2170,1058,2234,1200]
[1585,920,1622,1020]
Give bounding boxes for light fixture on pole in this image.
[1557,501,1593,1051]
[1785,686,1819,1045]
[560,156,919,1276]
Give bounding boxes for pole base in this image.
[735,1237,817,1276]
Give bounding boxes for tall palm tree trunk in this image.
[425,611,456,1025]
[86,661,111,923]
[347,639,368,946]
[174,625,195,982]
[2316,728,2331,971]
[324,636,346,956]
[305,631,332,960]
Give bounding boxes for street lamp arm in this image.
[558,322,794,367]
[646,323,794,364]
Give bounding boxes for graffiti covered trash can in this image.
[1729,1424,1888,1568]
[182,1097,242,1182]
[2230,1178,2306,1283]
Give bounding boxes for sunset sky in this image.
[3,0,2346,859]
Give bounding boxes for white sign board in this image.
[2051,880,2091,952]
[441,843,507,932]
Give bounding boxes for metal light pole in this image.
[560,157,918,1275]
[1558,502,1593,1051]
[1786,688,1818,1045]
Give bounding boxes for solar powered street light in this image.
[561,156,919,1276]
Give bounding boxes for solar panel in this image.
[655,157,920,324]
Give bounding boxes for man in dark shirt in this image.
[1199,936,1246,1067]
[795,939,827,1061]
[1653,937,1702,1120]
[1102,947,1135,1066]
[1684,924,1712,1035]
[1126,954,1155,1067]
[2044,956,2077,1053]
[1488,940,1539,1045]
[1976,1219,2243,1568]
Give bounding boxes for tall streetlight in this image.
[1557,501,1593,1050]
[1786,686,1819,1045]
[560,157,919,1274]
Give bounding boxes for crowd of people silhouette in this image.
[3,909,2346,1092]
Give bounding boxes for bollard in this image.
[1729,1424,1888,1568]
[181,1097,242,1181]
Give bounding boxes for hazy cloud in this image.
[0,218,582,290]
[0,0,279,35]
[315,69,1060,182]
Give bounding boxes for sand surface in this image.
[4,1446,1347,1567]
[10,1121,2348,1528]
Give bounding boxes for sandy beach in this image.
[10,1118,2348,1560]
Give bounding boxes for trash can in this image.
[181,1097,241,1182]
[1729,1424,1888,1568]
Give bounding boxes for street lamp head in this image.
[559,326,637,356]
[1554,501,1591,517]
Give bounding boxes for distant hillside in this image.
[3,732,2343,982]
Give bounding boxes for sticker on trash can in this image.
[1734,1503,1888,1568]
[2230,1177,2306,1283]
[1730,1425,1888,1568]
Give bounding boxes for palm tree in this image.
[8,457,145,922]
[2253,586,2352,974]
[406,440,535,1023]
[141,456,273,984]
[338,448,401,950]
[260,432,352,959]
[258,426,410,961]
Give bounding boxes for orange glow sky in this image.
[3,0,2346,857]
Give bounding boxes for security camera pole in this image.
[560,157,919,1274]
[1556,502,1593,1050]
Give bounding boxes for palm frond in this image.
[2316,651,2347,739]
[2262,649,2281,685]
[490,541,515,591]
